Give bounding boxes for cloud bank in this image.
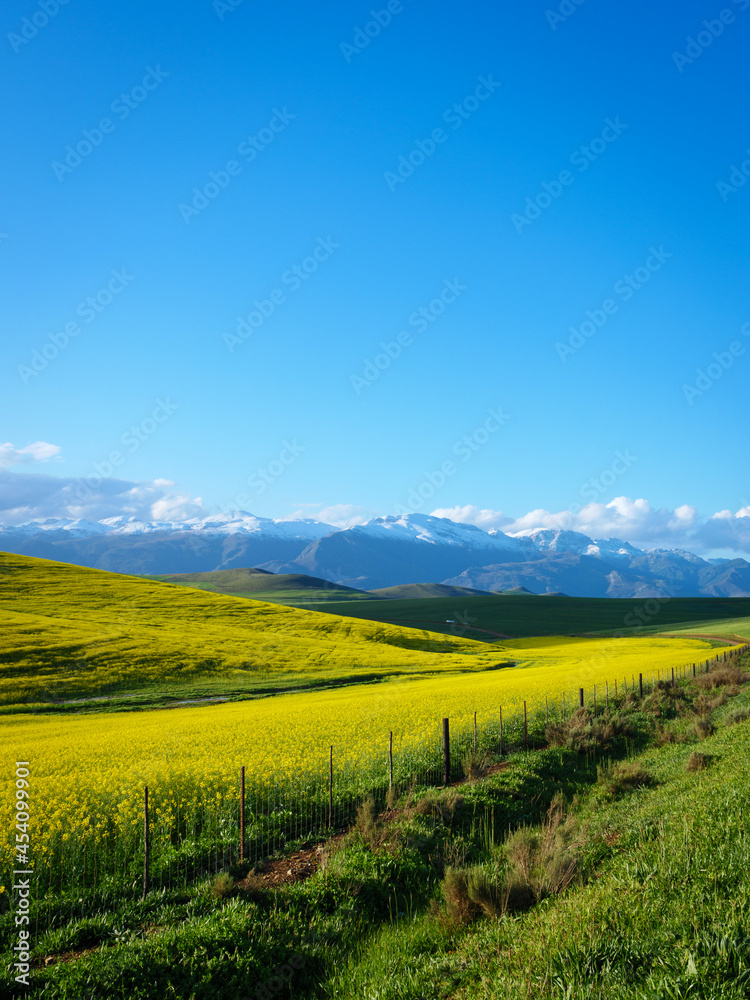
[0,449,747,558]
[431,498,750,558]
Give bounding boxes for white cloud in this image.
[281,503,372,528]
[0,441,61,468]
[150,493,205,521]
[0,468,207,526]
[430,505,513,531]
[433,496,750,557]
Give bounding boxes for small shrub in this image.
[545,708,634,754]
[654,724,686,746]
[210,872,235,900]
[503,794,582,901]
[413,790,464,824]
[725,707,750,727]
[692,718,715,740]
[597,761,654,798]
[438,866,480,926]
[686,752,712,772]
[695,666,747,690]
[461,750,491,780]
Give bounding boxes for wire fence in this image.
[4,645,746,935]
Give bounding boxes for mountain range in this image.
[1,511,748,598]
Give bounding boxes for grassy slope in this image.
[369,584,495,599]
[0,552,504,709]
[148,567,376,605]
[308,593,750,640]
[10,654,750,999]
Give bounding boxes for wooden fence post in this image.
[473,711,477,754]
[524,701,528,748]
[578,688,584,709]
[239,766,245,863]
[442,718,450,785]
[328,746,333,828]
[546,696,549,725]
[142,786,150,901]
[389,731,393,789]
[606,681,609,712]
[499,706,503,756]
[639,673,643,698]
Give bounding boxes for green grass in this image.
[369,584,495,599]
[0,552,506,711]
[307,593,750,641]
[148,567,376,605]
[5,652,750,999]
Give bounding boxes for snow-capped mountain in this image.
[0,512,748,597]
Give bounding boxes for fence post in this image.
[593,684,596,713]
[562,692,566,720]
[499,707,503,756]
[606,681,609,712]
[671,667,675,686]
[546,696,549,725]
[639,673,643,698]
[693,662,696,677]
[524,701,528,748]
[142,786,150,901]
[442,718,450,785]
[328,746,333,828]
[578,688,584,709]
[239,766,245,863]
[389,731,393,790]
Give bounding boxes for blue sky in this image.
[2,0,749,551]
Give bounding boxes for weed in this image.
[209,872,235,900]
[597,761,654,798]
[461,750,491,780]
[686,752,712,772]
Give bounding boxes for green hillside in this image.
[369,583,495,600]
[308,593,750,640]
[0,552,506,711]
[148,566,375,605]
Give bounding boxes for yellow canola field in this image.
[0,635,723,862]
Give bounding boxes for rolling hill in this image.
[149,567,375,605]
[0,551,505,710]
[368,583,495,599]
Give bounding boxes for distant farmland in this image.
[308,593,750,641]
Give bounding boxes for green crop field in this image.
[148,567,376,605]
[308,593,750,641]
